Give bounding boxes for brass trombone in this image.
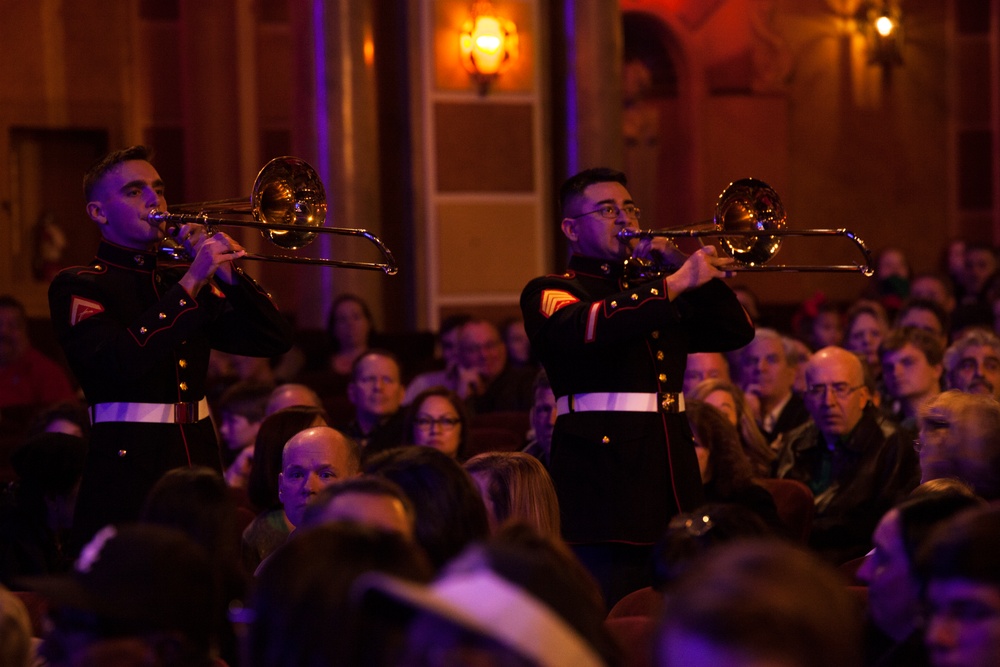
[617,178,874,276]
[147,157,398,275]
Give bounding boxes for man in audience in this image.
[879,326,944,429]
[895,297,950,350]
[523,369,556,466]
[265,382,324,416]
[943,328,1000,400]
[739,328,809,444]
[457,318,535,413]
[343,350,407,457]
[404,314,472,403]
[277,426,362,531]
[682,352,730,396]
[916,504,1000,667]
[302,475,415,539]
[0,294,76,409]
[917,390,1000,500]
[776,346,916,562]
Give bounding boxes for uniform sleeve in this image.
[673,278,756,352]
[206,266,294,357]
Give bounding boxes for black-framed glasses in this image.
[413,416,461,430]
[804,383,865,400]
[568,204,641,221]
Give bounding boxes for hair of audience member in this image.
[686,400,757,498]
[915,504,1000,589]
[82,145,152,200]
[349,347,403,383]
[0,584,32,667]
[325,293,375,353]
[893,492,985,568]
[879,326,945,367]
[942,326,1000,377]
[558,167,627,213]
[24,400,91,440]
[846,299,890,333]
[908,477,979,499]
[217,380,274,422]
[301,475,416,531]
[247,523,433,667]
[402,386,470,460]
[463,452,561,539]
[687,379,775,476]
[656,539,863,667]
[650,502,772,591]
[894,297,951,336]
[246,406,329,513]
[364,446,489,571]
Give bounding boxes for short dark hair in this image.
[350,348,402,383]
[879,326,945,366]
[895,297,950,335]
[917,504,1000,588]
[217,380,274,423]
[302,475,416,528]
[83,145,152,201]
[558,168,627,215]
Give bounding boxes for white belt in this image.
[89,398,210,424]
[556,392,685,416]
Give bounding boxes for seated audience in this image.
[265,382,325,416]
[299,293,377,399]
[951,242,998,332]
[404,387,468,461]
[864,246,911,317]
[857,490,984,667]
[791,292,844,351]
[275,426,361,533]
[879,326,944,429]
[682,352,731,396]
[501,316,536,370]
[0,294,76,410]
[364,446,489,571]
[909,273,957,318]
[655,540,864,667]
[776,346,917,562]
[404,314,472,403]
[343,350,407,457]
[916,390,1000,500]
[915,504,1000,667]
[845,299,891,390]
[942,328,1000,400]
[689,378,775,475]
[215,380,273,489]
[463,451,561,538]
[522,369,556,466]
[23,399,90,440]
[895,297,950,350]
[457,318,535,413]
[301,475,415,539]
[738,329,810,445]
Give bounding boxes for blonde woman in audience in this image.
[689,378,775,476]
[464,452,561,539]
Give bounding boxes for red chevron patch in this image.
[69,296,104,326]
[540,290,579,318]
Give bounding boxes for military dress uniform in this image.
[48,241,293,542]
[520,255,754,547]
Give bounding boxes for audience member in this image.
[301,475,415,539]
[845,299,891,377]
[865,246,911,317]
[655,540,864,667]
[689,378,775,475]
[909,273,956,318]
[31,524,218,667]
[0,584,32,667]
[276,426,361,532]
[879,326,944,428]
[247,522,432,667]
[942,328,1000,400]
[776,346,916,562]
[915,504,1000,667]
[738,328,810,445]
[326,293,376,386]
[404,387,468,461]
[501,316,536,370]
[457,318,535,413]
[0,433,87,584]
[364,446,489,571]
[264,382,325,416]
[215,380,272,489]
[205,350,276,409]
[522,369,556,466]
[464,452,561,538]
[791,291,844,351]
[857,491,984,666]
[916,390,1000,500]
[343,350,407,457]
[686,401,782,530]
[895,297,950,350]
[24,399,90,440]
[681,352,730,396]
[403,314,472,403]
[0,294,76,410]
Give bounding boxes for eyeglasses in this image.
[568,204,641,221]
[413,416,461,430]
[804,383,865,400]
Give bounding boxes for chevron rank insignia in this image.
[69,296,104,326]
[540,290,579,318]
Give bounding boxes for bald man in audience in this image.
[266,383,324,416]
[277,426,362,530]
[917,390,1000,501]
[943,328,1000,401]
[776,346,917,562]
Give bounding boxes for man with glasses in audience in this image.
[943,328,1000,400]
[776,346,916,563]
[521,167,752,605]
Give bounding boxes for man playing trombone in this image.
[48,145,293,545]
[520,167,754,605]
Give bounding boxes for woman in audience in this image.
[686,400,783,531]
[328,293,375,376]
[404,387,469,461]
[845,299,890,368]
[463,452,560,539]
[688,378,775,475]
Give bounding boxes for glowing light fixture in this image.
[460,0,518,95]
[858,1,903,69]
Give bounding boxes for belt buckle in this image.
[659,392,680,413]
[174,402,197,423]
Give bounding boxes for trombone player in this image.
[48,145,293,545]
[520,167,754,606]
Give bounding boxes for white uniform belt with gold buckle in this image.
[89,398,210,425]
[555,392,685,416]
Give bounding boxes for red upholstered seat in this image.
[758,477,815,542]
[605,616,657,667]
[607,586,663,619]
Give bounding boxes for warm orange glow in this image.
[459,1,518,94]
[874,15,895,37]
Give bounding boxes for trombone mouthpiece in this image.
[146,208,166,225]
[616,229,641,241]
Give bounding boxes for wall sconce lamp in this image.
[460,0,518,95]
[858,1,903,69]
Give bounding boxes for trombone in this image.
[617,178,874,276]
[147,157,398,275]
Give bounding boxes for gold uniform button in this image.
[651,331,660,339]
[658,373,667,382]
[118,449,127,457]
[179,298,187,306]
[94,264,103,270]
[158,312,166,319]
[601,436,611,444]
[656,351,665,360]
[650,288,659,296]
[178,359,188,368]
[139,327,148,334]
[630,293,639,301]
[611,301,618,308]
[179,382,188,391]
